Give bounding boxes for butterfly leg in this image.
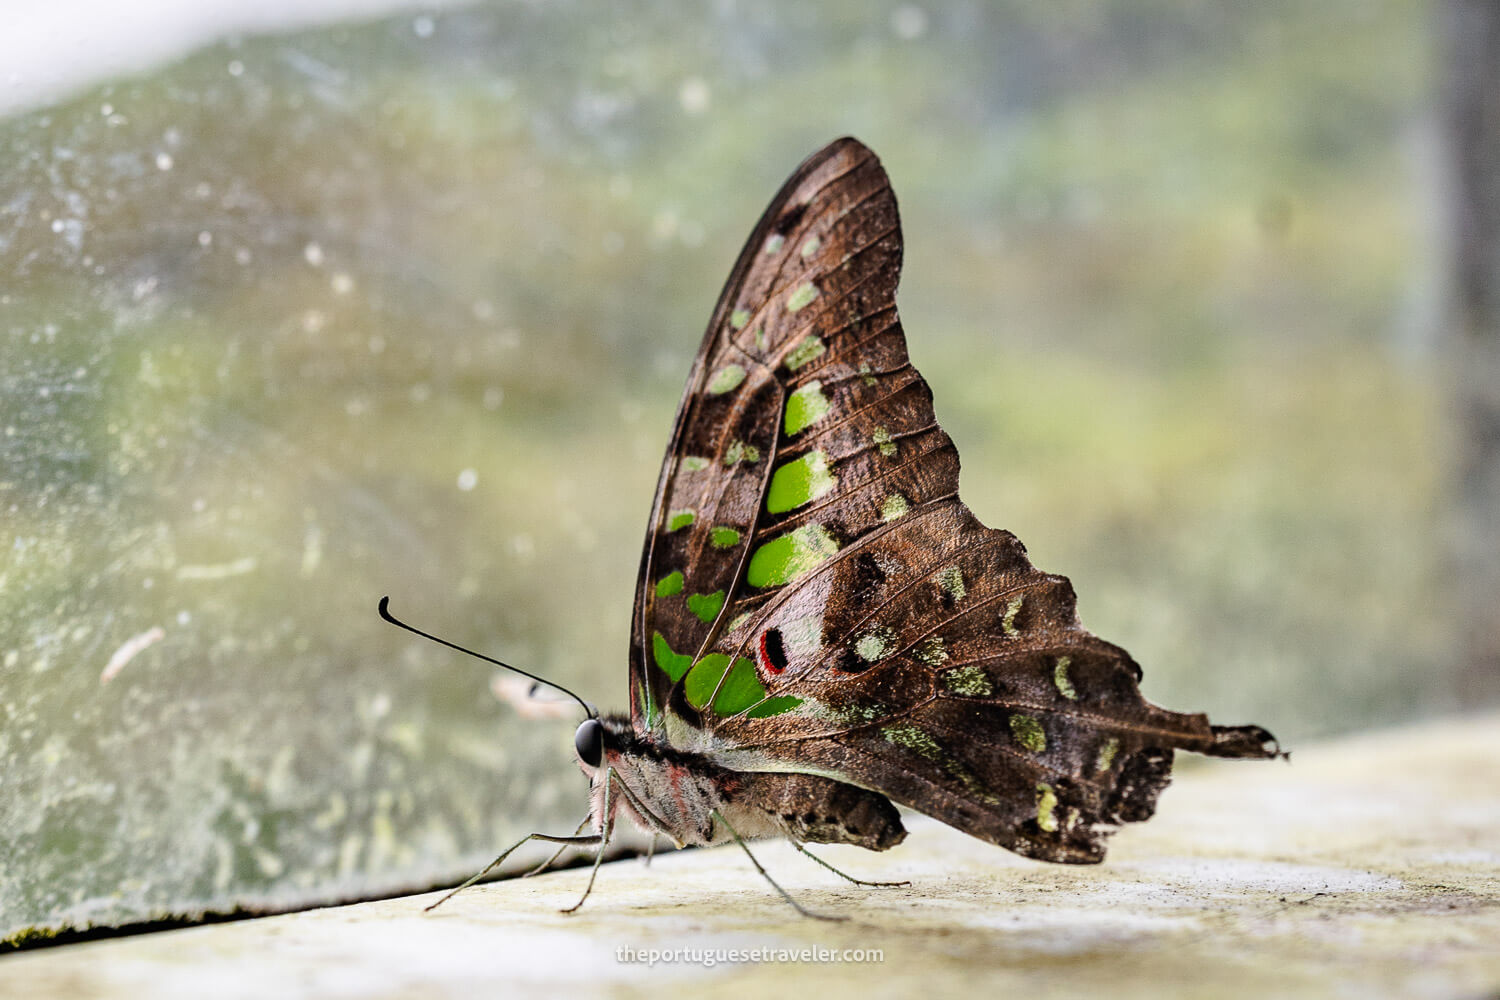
[425,829,603,913]
[560,766,631,915]
[522,813,593,878]
[789,840,911,888]
[710,809,845,922]
[561,768,682,914]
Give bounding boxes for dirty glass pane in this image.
[2,0,1455,941]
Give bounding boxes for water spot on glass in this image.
[651,209,677,241]
[367,335,385,354]
[471,299,494,321]
[891,4,929,40]
[330,272,353,295]
[303,242,325,267]
[456,468,478,491]
[678,77,710,115]
[155,152,173,171]
[227,60,245,77]
[409,383,430,404]
[412,15,435,38]
[197,231,212,247]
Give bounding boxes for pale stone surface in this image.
[5,713,1498,999]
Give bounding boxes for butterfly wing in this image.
[630,137,1278,862]
[629,137,952,736]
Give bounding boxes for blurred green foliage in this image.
[0,0,1452,937]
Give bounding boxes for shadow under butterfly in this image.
[381,137,1282,920]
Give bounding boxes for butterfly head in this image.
[574,717,604,769]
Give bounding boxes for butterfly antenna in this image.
[377,596,597,720]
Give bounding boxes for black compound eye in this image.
[574,719,604,768]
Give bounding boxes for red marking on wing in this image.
[757,629,788,675]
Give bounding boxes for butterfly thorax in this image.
[588,714,906,852]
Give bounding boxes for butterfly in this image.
[383,136,1281,918]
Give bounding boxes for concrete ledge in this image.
[5,714,1498,999]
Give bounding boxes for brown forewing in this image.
[630,138,959,734]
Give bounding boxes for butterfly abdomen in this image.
[598,719,906,852]
[731,771,907,852]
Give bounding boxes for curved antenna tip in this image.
[375,595,597,720]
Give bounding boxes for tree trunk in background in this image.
[1444,0,1500,702]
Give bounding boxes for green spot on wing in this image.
[855,626,894,661]
[655,570,684,597]
[1001,595,1023,636]
[724,440,761,465]
[746,523,838,588]
[882,722,943,759]
[936,566,966,601]
[1035,782,1059,833]
[1053,656,1078,700]
[665,509,695,532]
[680,456,710,473]
[800,235,821,258]
[709,526,741,548]
[684,653,765,715]
[872,425,897,457]
[1096,737,1121,773]
[652,631,693,682]
[707,364,746,394]
[883,722,1000,806]
[784,380,830,435]
[763,234,784,255]
[726,611,753,633]
[686,590,726,624]
[730,309,751,330]
[1010,713,1047,753]
[684,654,730,709]
[786,282,820,313]
[713,657,767,715]
[784,333,825,369]
[746,695,802,719]
[943,664,992,696]
[880,493,909,522]
[766,450,837,514]
[915,636,948,665]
